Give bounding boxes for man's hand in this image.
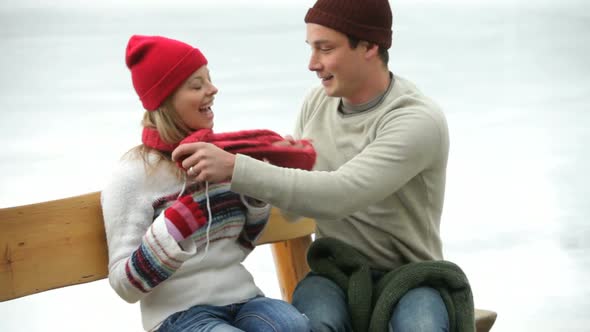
[172,142,236,183]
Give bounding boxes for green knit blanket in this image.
[307,237,475,332]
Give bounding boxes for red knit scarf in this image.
[142,127,316,170]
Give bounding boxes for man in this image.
[173,0,450,330]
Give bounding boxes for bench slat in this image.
[0,192,108,301]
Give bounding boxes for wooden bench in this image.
[0,192,497,331]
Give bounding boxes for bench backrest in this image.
[0,192,314,302]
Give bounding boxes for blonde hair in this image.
[125,100,190,177]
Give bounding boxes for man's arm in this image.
[173,109,443,220]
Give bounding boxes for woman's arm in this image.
[101,161,195,303]
[237,196,271,251]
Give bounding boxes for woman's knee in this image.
[235,297,310,332]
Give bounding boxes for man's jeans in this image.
[292,273,449,332]
[158,296,310,332]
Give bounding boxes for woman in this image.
[101,34,312,332]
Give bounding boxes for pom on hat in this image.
[304,0,392,50]
[125,35,208,111]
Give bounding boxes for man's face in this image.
[306,23,368,103]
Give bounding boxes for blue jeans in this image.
[292,273,449,332]
[158,296,310,332]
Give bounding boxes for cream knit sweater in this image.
[232,75,449,270]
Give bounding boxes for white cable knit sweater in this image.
[101,153,270,331]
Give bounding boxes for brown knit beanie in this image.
[304,0,393,50]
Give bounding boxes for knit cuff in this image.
[240,194,270,222]
[152,214,197,256]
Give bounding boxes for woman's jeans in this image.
[158,296,310,332]
[292,273,449,332]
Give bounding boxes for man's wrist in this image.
[226,153,236,181]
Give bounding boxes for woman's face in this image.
[171,65,218,130]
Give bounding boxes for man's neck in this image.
[341,72,393,114]
[344,69,391,105]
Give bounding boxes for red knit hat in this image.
[304,0,392,50]
[125,35,208,111]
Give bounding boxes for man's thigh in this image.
[292,273,353,332]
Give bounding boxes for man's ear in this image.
[364,42,380,60]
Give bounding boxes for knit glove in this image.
[164,195,207,242]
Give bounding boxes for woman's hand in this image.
[164,195,207,241]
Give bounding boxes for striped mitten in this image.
[164,195,207,242]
